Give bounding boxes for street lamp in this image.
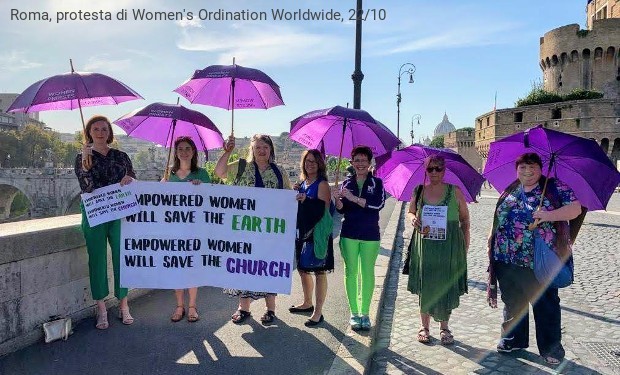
[397,63,416,148]
[352,0,364,109]
[411,114,421,145]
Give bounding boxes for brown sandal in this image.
[170,306,185,322]
[417,327,430,343]
[187,306,199,323]
[440,329,454,345]
[231,309,251,324]
[260,310,276,325]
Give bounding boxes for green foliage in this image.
[326,156,349,174]
[430,135,444,148]
[516,89,563,107]
[10,191,29,217]
[515,87,604,107]
[563,88,604,101]
[576,29,589,38]
[204,161,224,184]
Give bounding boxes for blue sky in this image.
[0,0,586,143]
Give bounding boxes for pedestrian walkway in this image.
[369,193,620,375]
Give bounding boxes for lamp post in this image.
[410,114,421,145]
[352,0,364,109]
[396,63,416,148]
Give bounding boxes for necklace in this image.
[305,177,317,185]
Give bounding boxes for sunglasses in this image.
[426,166,444,173]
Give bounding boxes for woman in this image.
[333,145,385,331]
[406,155,470,345]
[215,134,291,325]
[488,152,581,365]
[163,136,211,323]
[74,115,136,330]
[290,149,334,326]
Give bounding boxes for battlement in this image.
[539,19,620,97]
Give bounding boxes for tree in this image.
[430,135,444,148]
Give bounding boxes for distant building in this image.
[0,93,45,130]
[444,128,482,170]
[433,113,456,137]
[586,0,619,29]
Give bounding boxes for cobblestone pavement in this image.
[369,191,620,375]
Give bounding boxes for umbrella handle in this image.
[163,120,178,180]
[527,166,553,231]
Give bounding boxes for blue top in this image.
[300,177,335,215]
[337,173,385,241]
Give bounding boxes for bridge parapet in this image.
[0,216,149,355]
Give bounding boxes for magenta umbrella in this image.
[375,145,484,203]
[484,124,620,211]
[114,102,224,178]
[289,105,399,185]
[174,58,283,134]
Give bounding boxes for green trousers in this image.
[339,237,380,315]
[81,205,127,301]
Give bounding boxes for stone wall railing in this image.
[0,215,149,356]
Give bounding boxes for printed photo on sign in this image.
[120,181,298,294]
[421,205,448,241]
[81,183,140,227]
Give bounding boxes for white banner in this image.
[120,181,298,294]
[81,183,140,227]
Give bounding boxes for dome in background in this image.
[434,113,456,136]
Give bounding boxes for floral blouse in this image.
[74,149,136,193]
[493,179,577,269]
[225,159,291,189]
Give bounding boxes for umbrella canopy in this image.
[174,63,284,110]
[113,102,224,151]
[289,105,399,158]
[7,71,142,113]
[483,125,620,211]
[375,145,484,203]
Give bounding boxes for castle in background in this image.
[472,2,620,166]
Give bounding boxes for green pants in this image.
[81,205,127,301]
[340,237,380,315]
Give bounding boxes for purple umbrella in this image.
[289,106,399,156]
[114,102,224,178]
[375,145,484,203]
[484,125,620,211]
[7,60,142,115]
[289,105,399,184]
[174,58,283,134]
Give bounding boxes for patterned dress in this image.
[493,179,577,269]
[407,184,468,322]
[223,159,291,299]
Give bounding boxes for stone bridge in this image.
[0,168,164,220]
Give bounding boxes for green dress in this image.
[168,168,211,183]
[407,184,467,322]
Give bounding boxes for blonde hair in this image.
[247,134,276,163]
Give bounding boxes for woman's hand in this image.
[293,182,301,191]
[190,180,202,185]
[81,143,93,171]
[223,135,235,153]
[295,192,306,202]
[410,215,421,230]
[120,175,134,186]
[341,189,354,201]
[532,208,552,223]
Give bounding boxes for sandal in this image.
[95,308,109,330]
[544,356,561,365]
[417,327,430,343]
[231,309,251,324]
[170,306,185,322]
[118,307,134,325]
[260,310,276,326]
[440,328,454,345]
[187,306,199,323]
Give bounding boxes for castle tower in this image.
[539,19,620,99]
